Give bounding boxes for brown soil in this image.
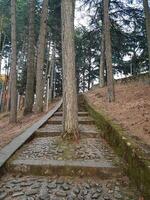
[85,82,150,146]
[0,101,58,150]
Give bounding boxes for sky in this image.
[75,0,90,27]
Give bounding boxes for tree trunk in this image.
[104,0,115,102]
[99,33,105,87]
[49,45,55,102]
[61,0,79,140]
[0,17,3,75]
[24,0,35,115]
[36,0,48,112]
[143,0,150,73]
[9,0,17,123]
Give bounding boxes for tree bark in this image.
[49,45,55,102]
[143,0,150,73]
[36,0,48,112]
[61,0,79,140]
[0,17,3,75]
[9,0,17,123]
[99,33,105,87]
[104,0,115,102]
[24,0,35,115]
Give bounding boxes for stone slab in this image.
[7,159,121,178]
[54,111,89,116]
[35,124,99,138]
[48,116,94,125]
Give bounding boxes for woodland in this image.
[0,0,150,138]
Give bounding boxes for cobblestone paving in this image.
[11,137,119,163]
[0,175,139,200]
[0,110,142,199]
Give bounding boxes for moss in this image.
[83,95,150,199]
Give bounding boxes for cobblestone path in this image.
[0,110,141,199]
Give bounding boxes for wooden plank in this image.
[0,99,62,169]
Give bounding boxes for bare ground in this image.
[0,101,58,150]
[85,82,150,146]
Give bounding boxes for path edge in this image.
[83,94,150,199]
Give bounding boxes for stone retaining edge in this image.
[83,95,150,199]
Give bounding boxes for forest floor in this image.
[0,100,58,150]
[85,81,150,146]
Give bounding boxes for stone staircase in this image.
[0,107,140,199]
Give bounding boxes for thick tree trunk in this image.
[61,0,79,140]
[99,33,105,87]
[104,0,115,102]
[143,0,150,73]
[9,0,17,123]
[24,0,35,115]
[36,0,48,112]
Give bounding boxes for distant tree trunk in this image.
[88,48,91,90]
[36,0,48,112]
[143,0,150,73]
[49,45,55,102]
[104,0,115,102]
[24,0,35,115]
[9,0,17,123]
[61,0,79,140]
[6,72,11,112]
[0,17,3,75]
[99,33,105,87]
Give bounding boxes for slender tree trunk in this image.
[143,0,150,73]
[9,0,17,123]
[104,0,115,102]
[0,17,3,75]
[99,33,105,87]
[61,0,79,140]
[88,48,91,90]
[36,0,48,112]
[49,45,55,102]
[24,0,35,115]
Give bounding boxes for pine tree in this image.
[36,0,48,112]
[24,0,35,115]
[9,0,17,123]
[104,0,115,102]
[143,0,150,73]
[61,0,79,140]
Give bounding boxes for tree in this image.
[9,0,17,122]
[61,0,79,140]
[99,32,105,87]
[104,0,115,102]
[143,0,150,73]
[24,0,35,115]
[36,0,48,112]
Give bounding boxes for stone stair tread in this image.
[36,124,99,137]
[54,111,89,116]
[11,159,118,168]
[48,116,94,125]
[8,159,121,178]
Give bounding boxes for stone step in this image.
[7,159,121,178]
[54,112,89,117]
[35,124,99,138]
[48,116,94,125]
[6,137,121,179]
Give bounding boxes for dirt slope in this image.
[85,81,150,146]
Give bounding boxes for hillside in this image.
[85,80,150,146]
